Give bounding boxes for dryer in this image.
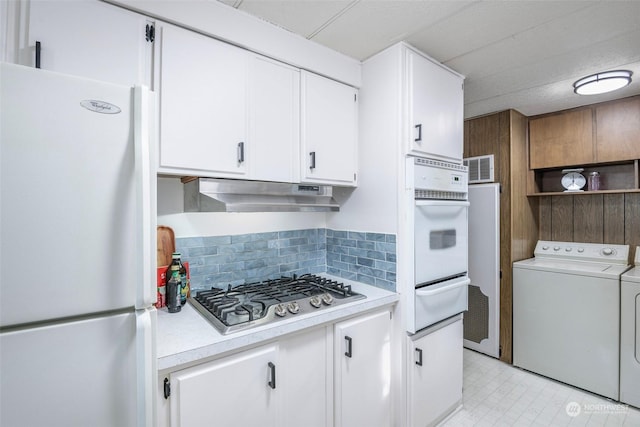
[513,241,630,400]
[621,247,640,408]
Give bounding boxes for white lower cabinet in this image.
[169,344,279,427]
[159,309,393,427]
[334,309,392,427]
[407,315,463,427]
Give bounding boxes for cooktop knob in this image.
[287,301,300,314]
[321,293,334,305]
[309,295,322,308]
[274,304,287,317]
[602,247,614,256]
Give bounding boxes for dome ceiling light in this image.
[573,70,632,95]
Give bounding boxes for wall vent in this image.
[464,154,494,184]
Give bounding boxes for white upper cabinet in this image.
[156,22,249,177]
[407,49,464,162]
[15,0,151,86]
[301,71,358,186]
[248,56,301,183]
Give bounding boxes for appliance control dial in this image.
[309,295,322,308]
[578,248,584,253]
[601,248,614,256]
[542,246,549,250]
[554,246,561,251]
[321,293,334,305]
[565,247,572,252]
[287,301,300,314]
[274,304,287,317]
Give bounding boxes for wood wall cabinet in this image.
[463,109,539,364]
[596,97,640,162]
[529,109,593,169]
[529,95,640,170]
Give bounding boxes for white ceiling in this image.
[218,0,640,118]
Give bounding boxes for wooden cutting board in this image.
[157,225,175,267]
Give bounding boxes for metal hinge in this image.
[145,24,155,43]
[163,378,170,399]
[500,270,503,279]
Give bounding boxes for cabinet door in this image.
[169,344,279,427]
[280,327,331,427]
[408,317,463,427]
[334,310,391,427]
[301,71,358,186]
[18,0,151,86]
[249,56,300,183]
[408,51,464,162]
[157,22,248,177]
[529,109,593,169]
[596,97,640,162]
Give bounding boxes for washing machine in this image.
[513,240,630,400]
[621,247,640,408]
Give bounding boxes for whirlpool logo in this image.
[80,100,121,114]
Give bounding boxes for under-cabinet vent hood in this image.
[184,178,340,212]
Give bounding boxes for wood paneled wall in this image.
[464,110,538,364]
[538,193,640,260]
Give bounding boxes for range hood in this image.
[184,178,340,212]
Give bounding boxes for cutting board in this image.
[157,226,175,267]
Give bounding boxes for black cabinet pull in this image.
[414,124,422,142]
[163,378,171,399]
[415,348,423,366]
[309,151,316,170]
[237,142,245,163]
[35,41,41,69]
[268,362,276,389]
[344,336,352,358]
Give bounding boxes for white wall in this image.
[326,45,403,235]
[158,177,327,238]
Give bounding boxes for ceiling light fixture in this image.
[573,70,632,95]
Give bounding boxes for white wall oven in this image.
[408,157,469,334]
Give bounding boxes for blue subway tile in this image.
[332,230,348,238]
[279,262,300,273]
[386,234,397,243]
[348,248,369,257]
[186,246,219,257]
[341,254,357,264]
[357,257,375,267]
[348,231,366,240]
[176,236,204,248]
[217,243,246,254]
[375,260,396,273]
[386,272,396,282]
[245,259,266,269]
[356,273,376,285]
[340,238,357,248]
[219,262,245,273]
[375,242,396,253]
[366,250,385,260]
[366,232,386,242]
[279,246,300,256]
[356,240,375,250]
[386,253,397,263]
[374,278,395,292]
[202,235,232,246]
[244,240,269,251]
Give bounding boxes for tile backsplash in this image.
[175,228,396,292]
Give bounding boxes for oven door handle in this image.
[415,200,470,207]
[416,277,470,297]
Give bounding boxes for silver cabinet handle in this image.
[309,151,316,170]
[237,142,245,163]
[415,348,423,366]
[268,362,276,389]
[414,124,422,142]
[345,336,352,358]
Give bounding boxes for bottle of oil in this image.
[167,253,182,306]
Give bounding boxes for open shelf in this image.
[527,160,639,196]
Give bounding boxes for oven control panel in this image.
[412,157,468,198]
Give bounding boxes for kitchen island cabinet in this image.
[301,71,359,186]
[10,0,152,86]
[334,309,391,427]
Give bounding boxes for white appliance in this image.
[406,157,468,427]
[464,183,500,358]
[513,241,630,400]
[621,247,640,408]
[0,63,157,427]
[410,156,469,333]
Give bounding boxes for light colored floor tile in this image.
[439,349,640,427]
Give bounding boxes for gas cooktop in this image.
[189,274,366,334]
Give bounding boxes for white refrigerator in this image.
[0,63,157,427]
[463,183,500,358]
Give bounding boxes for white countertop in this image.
[157,276,399,372]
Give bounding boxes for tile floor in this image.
[441,349,640,426]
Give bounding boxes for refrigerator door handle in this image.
[136,308,157,427]
[134,85,157,309]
